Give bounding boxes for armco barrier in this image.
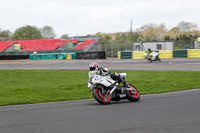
[67,53,76,60]
[187,49,200,58]
[118,51,121,59]
[120,52,132,59]
[119,49,200,59]
[173,50,187,58]
[29,53,76,60]
[132,51,145,59]
[159,50,173,58]
[0,49,82,56]
[0,55,29,60]
[76,51,106,60]
[57,53,67,60]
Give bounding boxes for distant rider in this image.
[146,48,153,59]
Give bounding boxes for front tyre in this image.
[147,58,152,63]
[93,88,111,105]
[126,84,140,102]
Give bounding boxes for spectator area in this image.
[74,39,98,49]
[0,41,13,52]
[0,38,98,52]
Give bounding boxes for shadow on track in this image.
[86,99,142,106]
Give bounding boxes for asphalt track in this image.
[0,58,200,133]
[0,58,200,71]
[0,89,200,133]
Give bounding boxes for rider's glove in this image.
[88,82,92,89]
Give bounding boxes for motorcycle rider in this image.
[88,62,123,92]
[146,48,153,59]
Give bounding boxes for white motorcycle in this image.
[144,51,161,63]
[88,72,140,105]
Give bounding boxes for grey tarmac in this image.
[0,58,200,71]
[0,89,200,133]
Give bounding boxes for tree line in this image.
[0,21,200,44]
[0,25,56,41]
[97,21,200,44]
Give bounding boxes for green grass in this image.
[0,70,200,106]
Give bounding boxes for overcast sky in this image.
[0,0,200,38]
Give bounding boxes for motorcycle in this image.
[88,73,140,105]
[144,51,161,63]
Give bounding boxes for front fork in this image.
[90,85,108,95]
[122,81,136,94]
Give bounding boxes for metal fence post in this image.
[125,41,127,51]
[132,42,134,51]
[191,37,193,49]
[117,43,119,52]
[173,39,175,50]
[111,43,113,58]
[104,43,107,58]
[164,41,166,51]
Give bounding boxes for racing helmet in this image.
[89,62,99,71]
[101,67,111,76]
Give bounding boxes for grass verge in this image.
[0,70,200,106]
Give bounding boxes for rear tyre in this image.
[159,58,161,62]
[93,88,111,105]
[126,84,140,102]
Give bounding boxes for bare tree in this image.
[41,25,56,39]
[177,21,198,32]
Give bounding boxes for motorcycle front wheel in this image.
[93,88,111,105]
[147,58,152,63]
[126,84,140,102]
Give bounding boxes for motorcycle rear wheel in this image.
[126,84,140,102]
[156,56,161,62]
[93,88,111,105]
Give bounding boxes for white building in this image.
[133,41,174,51]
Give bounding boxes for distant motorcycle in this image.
[144,51,161,63]
[88,73,140,105]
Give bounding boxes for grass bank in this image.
[0,70,199,106]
